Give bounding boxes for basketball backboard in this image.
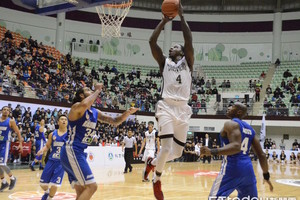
[12,0,125,15]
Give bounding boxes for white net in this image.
[96,0,132,38]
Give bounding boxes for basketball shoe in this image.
[143,157,155,181]
[153,180,164,200]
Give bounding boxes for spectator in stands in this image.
[263,98,273,108]
[200,99,207,113]
[249,79,253,91]
[192,102,199,115]
[205,80,211,89]
[226,80,231,88]
[279,139,285,150]
[198,87,205,97]
[255,87,260,102]
[191,92,198,103]
[211,77,216,86]
[83,58,89,67]
[111,65,118,75]
[212,87,218,95]
[256,80,262,88]
[219,80,226,89]
[290,94,298,107]
[275,58,281,67]
[260,71,266,79]
[292,139,298,148]
[4,30,13,39]
[293,75,298,84]
[283,69,292,78]
[266,85,272,98]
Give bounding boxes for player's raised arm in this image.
[178,2,194,70]
[201,121,241,156]
[97,107,139,126]
[251,136,273,191]
[10,119,23,153]
[37,132,53,156]
[149,17,170,73]
[69,84,103,121]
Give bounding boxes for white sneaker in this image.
[13,160,17,163]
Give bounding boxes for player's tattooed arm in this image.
[97,107,139,126]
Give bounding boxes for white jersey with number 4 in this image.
[145,130,157,150]
[162,56,191,101]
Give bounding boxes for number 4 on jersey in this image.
[241,137,249,154]
[176,75,182,84]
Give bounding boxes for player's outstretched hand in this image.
[128,107,139,114]
[200,146,211,156]
[162,14,173,22]
[263,172,274,192]
[95,83,103,92]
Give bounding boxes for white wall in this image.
[1,7,300,65]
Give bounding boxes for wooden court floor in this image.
[1,161,299,200]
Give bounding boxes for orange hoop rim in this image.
[103,0,132,8]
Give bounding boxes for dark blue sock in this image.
[39,162,43,167]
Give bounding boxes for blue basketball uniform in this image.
[34,125,46,160]
[61,108,98,187]
[0,118,11,166]
[40,130,67,186]
[209,118,257,199]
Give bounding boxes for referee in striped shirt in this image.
[122,130,137,173]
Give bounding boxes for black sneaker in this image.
[39,166,44,170]
[9,178,17,190]
[0,182,9,192]
[29,164,35,171]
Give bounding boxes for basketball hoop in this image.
[96,0,132,38]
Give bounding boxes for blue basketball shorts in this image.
[209,173,257,199]
[0,141,10,166]
[40,159,65,187]
[60,145,95,188]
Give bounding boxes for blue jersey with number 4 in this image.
[66,107,98,150]
[219,118,256,178]
[48,130,68,161]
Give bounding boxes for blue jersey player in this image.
[37,114,68,200]
[60,84,138,200]
[201,102,273,199]
[30,118,46,171]
[0,106,23,192]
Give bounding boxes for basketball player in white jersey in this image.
[138,121,160,182]
[143,3,194,200]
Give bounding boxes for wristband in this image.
[263,172,270,181]
[211,148,218,155]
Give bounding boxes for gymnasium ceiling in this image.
[132,0,300,13]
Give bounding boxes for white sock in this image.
[153,173,161,183]
[1,178,7,184]
[47,197,53,200]
[45,188,50,194]
[10,176,15,180]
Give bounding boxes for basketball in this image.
[162,0,179,19]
